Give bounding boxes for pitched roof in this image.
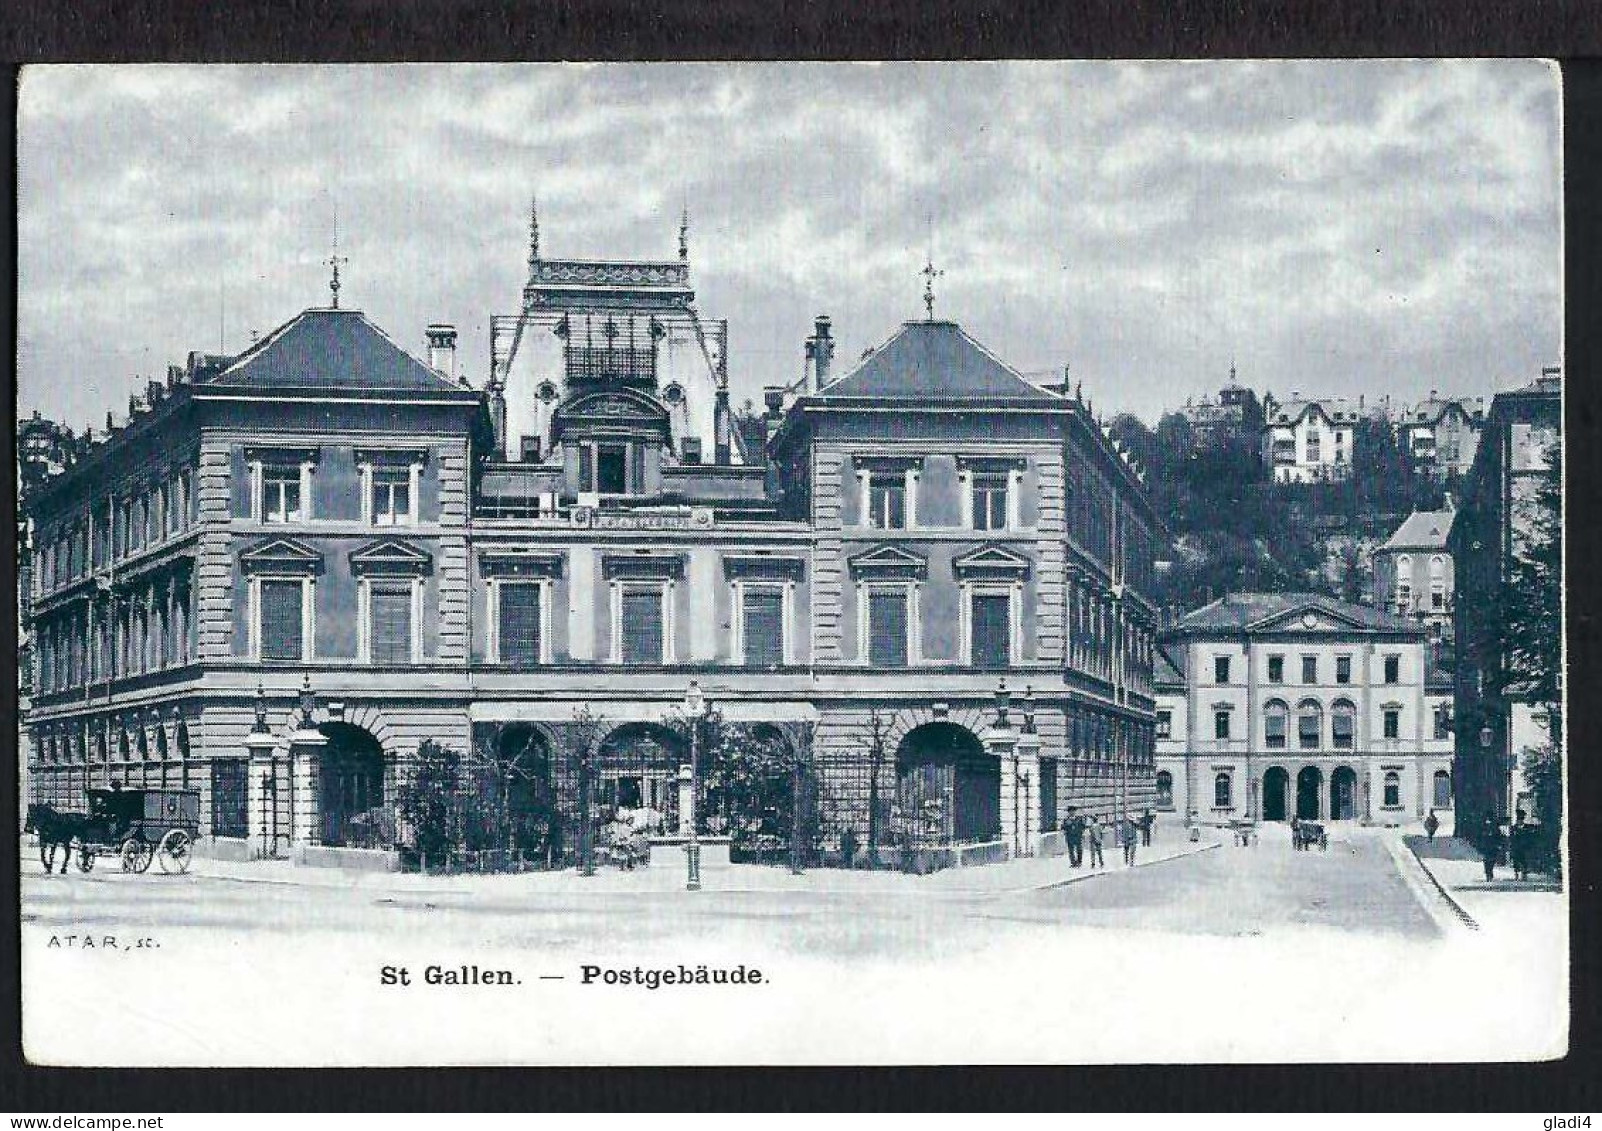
[1266,398,1362,427]
[204,308,462,394]
[1154,643,1186,688]
[1405,396,1483,426]
[816,320,1061,402]
[1382,508,1455,551]
[1168,591,1420,634]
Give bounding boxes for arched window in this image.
[1155,770,1174,809]
[1214,771,1232,809]
[1429,555,1447,610]
[117,730,130,761]
[1395,554,1413,612]
[1331,699,1356,749]
[1264,699,1288,749]
[1383,770,1401,808]
[1297,699,1323,750]
[1433,769,1452,808]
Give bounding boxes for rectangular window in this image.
[1396,581,1412,612]
[211,759,249,838]
[1265,712,1287,748]
[1384,709,1400,740]
[868,475,906,530]
[1431,586,1445,610]
[371,469,413,526]
[1214,656,1230,683]
[1384,655,1400,684]
[971,473,1008,531]
[867,589,909,668]
[1267,655,1284,683]
[742,589,785,668]
[1335,655,1352,684]
[620,589,664,664]
[261,468,303,523]
[1156,710,1172,739]
[259,580,305,660]
[597,445,628,494]
[1434,706,1453,740]
[1302,656,1317,684]
[1215,773,1232,808]
[497,583,543,666]
[1214,710,1231,740]
[1383,773,1400,808]
[369,586,413,664]
[970,593,1011,670]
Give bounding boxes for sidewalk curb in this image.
[1028,838,1222,892]
[1392,836,1479,933]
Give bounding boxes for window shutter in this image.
[1265,711,1286,744]
[970,594,1010,669]
[867,590,908,668]
[579,446,595,493]
[370,587,412,664]
[621,590,663,664]
[498,583,542,666]
[260,580,304,660]
[743,590,784,667]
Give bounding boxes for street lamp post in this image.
[684,679,706,892]
[1480,721,1497,825]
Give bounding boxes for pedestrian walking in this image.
[1119,815,1138,866]
[1478,815,1502,882]
[1140,808,1154,847]
[1063,807,1086,868]
[1510,809,1530,881]
[1423,809,1440,842]
[1086,814,1105,868]
[1290,815,1302,851]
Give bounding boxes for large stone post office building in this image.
[22,212,1160,866]
[1153,593,1455,826]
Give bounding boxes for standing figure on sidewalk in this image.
[1063,807,1085,868]
[1478,814,1503,882]
[1140,808,1154,847]
[1086,814,1105,868]
[1119,815,1138,866]
[1290,815,1302,851]
[1423,809,1440,842]
[1510,809,1530,880]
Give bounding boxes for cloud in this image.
[17,60,1560,433]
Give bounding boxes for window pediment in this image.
[848,543,927,579]
[723,553,805,581]
[239,537,322,576]
[244,445,319,467]
[953,544,1031,580]
[349,539,433,577]
[354,445,429,466]
[603,552,686,581]
[853,454,922,473]
[480,550,564,579]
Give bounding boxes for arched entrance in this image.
[1262,766,1290,821]
[1296,766,1323,821]
[1330,766,1357,821]
[596,723,686,831]
[894,723,999,845]
[319,723,388,847]
[474,725,559,864]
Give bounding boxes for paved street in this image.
[21,822,1440,958]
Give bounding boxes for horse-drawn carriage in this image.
[25,788,200,875]
[1291,818,1329,852]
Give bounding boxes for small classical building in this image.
[1260,397,1361,483]
[1153,592,1454,825]
[1449,369,1561,834]
[1371,505,1456,668]
[22,207,1160,867]
[1397,393,1485,482]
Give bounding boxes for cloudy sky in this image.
[17,61,1561,432]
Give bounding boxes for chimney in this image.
[426,324,458,381]
[811,315,834,389]
[489,383,508,458]
[519,436,541,463]
[714,385,732,465]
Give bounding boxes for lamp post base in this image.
[685,841,702,891]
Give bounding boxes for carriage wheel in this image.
[157,830,193,874]
[77,845,95,873]
[121,838,154,874]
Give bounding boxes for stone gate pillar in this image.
[244,730,279,859]
[985,725,1019,857]
[288,725,326,848]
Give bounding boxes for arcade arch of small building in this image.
[894,720,1001,845]
[1260,762,1369,821]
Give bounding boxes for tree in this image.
[396,739,461,872]
[565,705,609,876]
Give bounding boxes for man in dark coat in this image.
[1479,815,1503,881]
[1063,807,1086,867]
[1140,808,1154,847]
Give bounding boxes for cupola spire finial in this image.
[326,200,347,309]
[921,255,943,321]
[528,194,541,267]
[679,202,689,261]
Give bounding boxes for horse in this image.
[24,803,92,874]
